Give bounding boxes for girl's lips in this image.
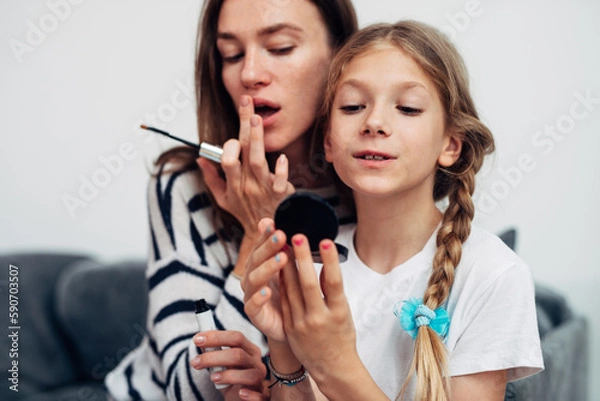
[353,151,396,160]
[353,151,396,168]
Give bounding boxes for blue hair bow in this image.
[394,298,450,340]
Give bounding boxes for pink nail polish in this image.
[322,242,332,250]
[293,237,303,246]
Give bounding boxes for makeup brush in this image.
[140,125,222,163]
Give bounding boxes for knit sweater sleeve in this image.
[105,165,268,401]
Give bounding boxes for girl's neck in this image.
[353,192,442,274]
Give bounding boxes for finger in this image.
[198,158,226,204]
[245,219,285,271]
[238,95,253,166]
[243,285,272,322]
[244,246,288,304]
[221,139,242,186]
[239,387,269,401]
[212,368,265,388]
[241,218,279,295]
[249,114,270,183]
[281,239,305,319]
[193,346,257,370]
[290,234,324,314]
[318,239,346,309]
[193,330,262,358]
[279,270,293,330]
[272,154,291,195]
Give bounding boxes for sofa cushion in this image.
[54,259,148,381]
[0,253,90,400]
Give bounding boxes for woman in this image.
[105,1,357,400]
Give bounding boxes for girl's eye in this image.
[340,105,364,114]
[269,46,294,55]
[398,106,422,116]
[222,53,243,63]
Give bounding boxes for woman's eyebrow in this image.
[217,23,304,41]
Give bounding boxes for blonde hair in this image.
[315,21,495,401]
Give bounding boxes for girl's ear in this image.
[324,131,334,163]
[438,130,463,167]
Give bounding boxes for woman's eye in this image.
[340,105,364,114]
[222,53,243,63]
[398,106,422,116]
[269,46,294,55]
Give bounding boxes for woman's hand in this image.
[241,218,289,342]
[198,95,294,240]
[190,330,269,400]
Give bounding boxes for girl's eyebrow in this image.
[339,78,429,93]
[217,23,304,41]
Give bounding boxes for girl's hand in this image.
[241,218,289,342]
[190,330,269,400]
[198,95,294,240]
[280,235,360,385]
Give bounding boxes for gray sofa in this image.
[0,230,589,401]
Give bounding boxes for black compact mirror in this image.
[274,192,348,263]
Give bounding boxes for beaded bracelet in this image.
[267,356,308,388]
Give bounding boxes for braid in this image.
[426,168,475,307]
[397,169,476,401]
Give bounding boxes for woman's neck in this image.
[268,134,328,189]
[353,192,442,274]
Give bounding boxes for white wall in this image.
[1,0,598,398]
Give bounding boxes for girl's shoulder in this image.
[463,226,522,264]
[455,225,531,289]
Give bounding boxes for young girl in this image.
[242,21,544,400]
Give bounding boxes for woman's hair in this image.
[156,0,358,246]
[315,21,495,401]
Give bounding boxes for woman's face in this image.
[217,0,333,157]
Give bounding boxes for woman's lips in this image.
[253,98,281,128]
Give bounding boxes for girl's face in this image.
[325,44,461,203]
[217,0,333,156]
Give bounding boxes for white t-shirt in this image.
[326,224,544,399]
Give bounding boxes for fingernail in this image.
[239,388,250,399]
[191,355,202,369]
[266,225,272,234]
[260,288,267,296]
[293,237,303,246]
[322,242,332,250]
[278,154,287,164]
[194,335,205,345]
[282,244,290,252]
[251,114,260,127]
[272,235,279,243]
[211,372,222,382]
[275,253,281,262]
[241,96,249,106]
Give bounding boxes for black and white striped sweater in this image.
[105,164,351,400]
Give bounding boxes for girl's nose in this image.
[361,106,392,136]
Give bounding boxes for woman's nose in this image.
[240,50,271,89]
